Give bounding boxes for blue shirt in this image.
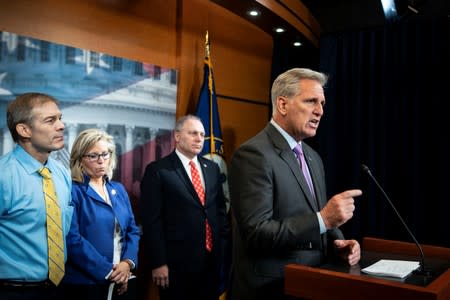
[0,144,73,281]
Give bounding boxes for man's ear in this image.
[16,123,32,139]
[277,96,288,116]
[174,131,181,143]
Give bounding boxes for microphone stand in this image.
[361,164,433,279]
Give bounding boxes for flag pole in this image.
[205,31,216,154]
[205,30,210,59]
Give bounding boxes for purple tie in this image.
[293,144,316,198]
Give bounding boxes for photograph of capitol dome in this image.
[0,30,177,212]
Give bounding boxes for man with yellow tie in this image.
[0,92,73,300]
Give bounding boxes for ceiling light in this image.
[247,9,260,17]
[381,0,397,20]
[274,27,285,33]
[293,41,302,47]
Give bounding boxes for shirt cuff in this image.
[122,259,135,270]
[316,212,326,234]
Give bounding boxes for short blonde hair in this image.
[70,128,117,182]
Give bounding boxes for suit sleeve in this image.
[114,183,140,268]
[140,162,167,269]
[66,187,113,280]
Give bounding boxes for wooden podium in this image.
[285,237,450,300]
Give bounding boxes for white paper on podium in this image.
[361,259,420,278]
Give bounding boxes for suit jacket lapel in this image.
[265,124,319,211]
[198,157,211,206]
[81,176,107,204]
[301,146,324,209]
[169,151,203,207]
[85,184,105,203]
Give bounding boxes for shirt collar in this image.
[175,149,199,168]
[270,119,301,150]
[13,144,48,175]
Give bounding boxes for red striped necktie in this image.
[189,160,213,252]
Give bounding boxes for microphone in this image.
[361,164,431,277]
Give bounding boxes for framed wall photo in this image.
[0,30,178,217]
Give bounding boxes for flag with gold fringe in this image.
[195,31,231,300]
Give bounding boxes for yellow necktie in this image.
[39,167,65,286]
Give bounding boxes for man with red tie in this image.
[140,115,229,300]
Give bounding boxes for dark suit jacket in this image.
[140,151,228,274]
[228,123,344,300]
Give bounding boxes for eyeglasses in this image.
[83,152,111,162]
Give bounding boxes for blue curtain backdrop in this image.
[271,16,450,248]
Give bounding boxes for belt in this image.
[0,280,54,288]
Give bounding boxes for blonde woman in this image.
[62,128,140,300]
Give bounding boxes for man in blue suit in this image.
[140,115,228,300]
